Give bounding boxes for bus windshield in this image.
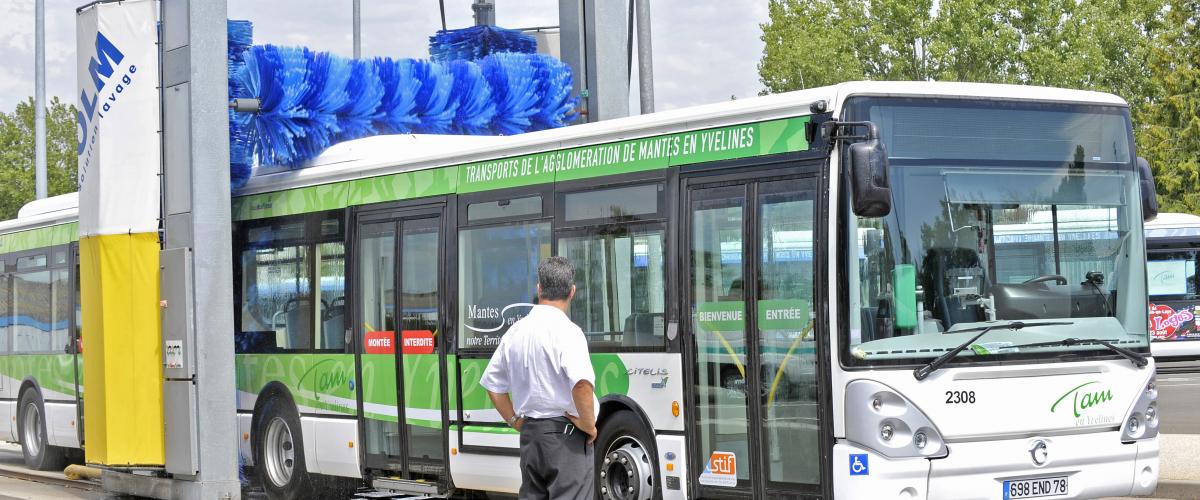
[842,97,1149,365]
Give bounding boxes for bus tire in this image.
[17,388,67,471]
[254,397,310,500]
[595,410,657,500]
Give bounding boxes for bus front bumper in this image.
[834,433,1158,500]
[925,431,1159,500]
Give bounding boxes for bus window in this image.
[0,272,9,354]
[1147,250,1199,341]
[316,242,347,351]
[467,195,543,223]
[16,254,46,270]
[52,268,70,353]
[458,222,550,349]
[12,269,51,353]
[563,184,660,222]
[1148,251,1198,298]
[239,221,313,352]
[559,227,665,349]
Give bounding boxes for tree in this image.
[759,0,1160,101]
[1135,0,1200,213]
[759,0,1200,214]
[0,97,79,220]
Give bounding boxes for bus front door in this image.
[685,170,827,498]
[355,206,449,485]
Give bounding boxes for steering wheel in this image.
[1023,275,1067,286]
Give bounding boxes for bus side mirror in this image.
[1137,157,1158,222]
[849,133,891,217]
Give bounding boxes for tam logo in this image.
[1051,381,1113,418]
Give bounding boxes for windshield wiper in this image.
[1009,337,1148,368]
[913,321,1075,381]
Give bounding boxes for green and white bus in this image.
[2,81,1163,499]
[0,194,81,471]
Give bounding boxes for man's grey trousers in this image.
[519,417,595,499]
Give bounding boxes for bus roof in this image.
[0,192,78,236]
[238,81,1128,198]
[0,81,1130,234]
[1146,212,1200,240]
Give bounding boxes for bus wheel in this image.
[254,397,310,500]
[596,410,656,500]
[17,388,66,471]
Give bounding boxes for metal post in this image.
[35,0,47,200]
[158,0,239,498]
[352,0,361,58]
[473,0,495,26]
[559,0,630,122]
[634,0,654,114]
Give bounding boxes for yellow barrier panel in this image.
[80,232,164,465]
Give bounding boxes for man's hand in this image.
[487,390,524,432]
[565,413,597,444]
[569,380,597,444]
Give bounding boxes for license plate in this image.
[1003,476,1068,499]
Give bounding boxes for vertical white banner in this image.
[76,0,160,237]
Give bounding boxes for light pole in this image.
[35,0,46,199]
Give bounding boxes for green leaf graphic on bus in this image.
[457,354,628,411]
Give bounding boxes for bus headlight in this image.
[1121,373,1158,442]
[914,431,928,449]
[846,380,947,459]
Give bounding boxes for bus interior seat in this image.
[921,247,988,330]
[284,298,313,350]
[322,302,345,350]
[623,312,664,347]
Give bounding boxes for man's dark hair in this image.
[538,256,575,301]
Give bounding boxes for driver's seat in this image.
[921,247,988,330]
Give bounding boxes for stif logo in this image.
[709,451,736,475]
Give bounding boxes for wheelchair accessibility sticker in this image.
[849,454,869,476]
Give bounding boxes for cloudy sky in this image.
[0,0,769,114]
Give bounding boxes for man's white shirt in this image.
[480,304,599,419]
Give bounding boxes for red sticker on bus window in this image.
[364,331,395,354]
[401,330,436,354]
[1149,303,1197,340]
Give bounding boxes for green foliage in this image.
[0,97,78,221]
[760,0,1199,215]
[1135,0,1200,213]
[760,0,1159,93]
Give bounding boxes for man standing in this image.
[481,256,598,499]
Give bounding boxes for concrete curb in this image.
[1152,479,1200,499]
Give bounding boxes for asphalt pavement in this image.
[1141,360,1200,500]
[1157,360,1200,435]
[0,474,104,500]
[0,443,107,500]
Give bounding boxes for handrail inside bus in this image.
[767,321,815,408]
